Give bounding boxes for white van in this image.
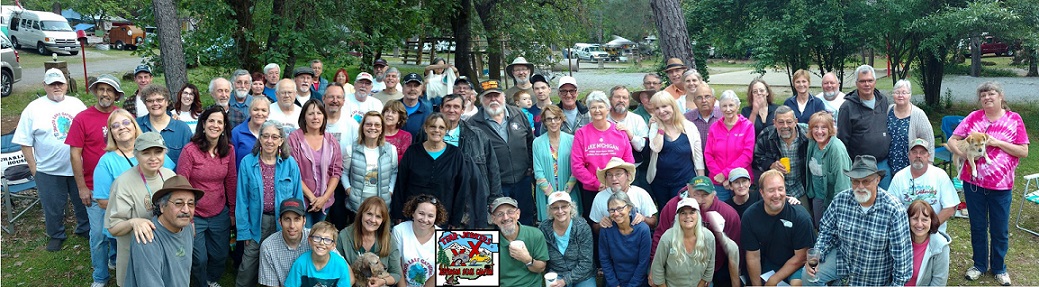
[570,43,609,62]
[7,9,79,55]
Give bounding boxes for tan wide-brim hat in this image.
[662,58,687,72]
[596,157,637,186]
[505,57,535,79]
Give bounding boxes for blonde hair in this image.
[807,112,836,138]
[665,208,710,265]
[105,110,142,151]
[649,91,686,130]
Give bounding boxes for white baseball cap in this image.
[557,76,577,90]
[44,68,67,84]
[547,191,573,206]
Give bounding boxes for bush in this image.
[944,64,1019,77]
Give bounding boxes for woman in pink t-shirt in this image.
[947,82,1029,286]
[571,91,634,217]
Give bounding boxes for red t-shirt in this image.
[65,106,114,189]
[385,130,412,162]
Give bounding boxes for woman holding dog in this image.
[887,79,934,174]
[336,197,401,286]
[947,81,1029,286]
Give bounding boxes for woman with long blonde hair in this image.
[650,198,715,287]
[646,91,704,207]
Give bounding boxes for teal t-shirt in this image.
[501,225,550,287]
[284,251,351,287]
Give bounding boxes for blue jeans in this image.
[963,181,1011,274]
[877,159,892,190]
[650,180,685,210]
[87,202,115,283]
[803,250,839,286]
[192,207,231,286]
[306,210,326,228]
[502,175,534,225]
[35,172,89,239]
[568,277,597,287]
[714,184,733,202]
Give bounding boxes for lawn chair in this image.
[1015,173,1039,237]
[933,115,964,176]
[1,131,39,234]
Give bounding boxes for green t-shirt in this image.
[500,225,550,287]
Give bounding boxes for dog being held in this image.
[951,131,991,178]
[351,252,388,287]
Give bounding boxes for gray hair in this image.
[386,67,400,76]
[607,190,635,212]
[683,69,702,81]
[585,90,609,107]
[855,65,875,80]
[232,69,251,82]
[153,193,172,217]
[310,59,322,65]
[208,77,231,94]
[643,73,661,81]
[274,79,295,93]
[775,105,794,117]
[893,79,912,94]
[263,63,280,74]
[719,90,740,107]
[252,120,291,159]
[249,96,271,110]
[608,85,629,98]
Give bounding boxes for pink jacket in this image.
[704,116,755,184]
[570,122,634,190]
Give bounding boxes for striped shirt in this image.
[814,188,913,286]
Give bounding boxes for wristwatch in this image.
[525,258,534,267]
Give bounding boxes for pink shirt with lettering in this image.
[952,110,1029,190]
[570,122,634,190]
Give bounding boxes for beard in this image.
[499,223,518,236]
[515,76,529,85]
[778,128,794,139]
[853,188,872,203]
[911,160,926,170]
[612,103,628,114]
[297,86,309,93]
[235,89,249,99]
[823,91,838,101]
[375,73,386,82]
[484,103,504,116]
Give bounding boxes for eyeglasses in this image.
[310,235,334,245]
[851,176,877,187]
[559,89,577,95]
[111,119,133,130]
[145,98,166,104]
[893,91,911,95]
[260,134,282,140]
[644,81,661,85]
[550,205,569,212]
[168,200,195,209]
[543,117,562,123]
[605,171,628,179]
[492,208,518,219]
[607,205,629,214]
[857,79,876,84]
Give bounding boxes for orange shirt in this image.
[664,84,684,99]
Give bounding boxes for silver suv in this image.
[2,34,22,97]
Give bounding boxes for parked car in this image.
[108,25,145,50]
[7,9,79,55]
[960,35,1018,57]
[1,33,22,97]
[570,43,609,62]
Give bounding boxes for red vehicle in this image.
[962,35,1017,57]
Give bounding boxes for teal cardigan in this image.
[235,153,304,243]
[533,132,580,221]
[805,136,851,202]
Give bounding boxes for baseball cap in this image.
[293,67,315,78]
[135,132,167,152]
[489,196,518,213]
[530,74,548,86]
[677,197,700,212]
[454,76,472,88]
[687,176,715,193]
[279,198,306,217]
[479,80,503,98]
[547,192,573,206]
[89,74,125,97]
[44,68,66,84]
[373,58,388,67]
[909,138,930,151]
[355,72,374,84]
[557,76,577,90]
[728,168,751,182]
[134,64,152,76]
[402,73,423,84]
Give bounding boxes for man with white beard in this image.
[209,77,232,110]
[228,70,255,128]
[804,155,912,286]
[503,57,535,103]
[343,72,384,124]
[468,80,536,225]
[886,138,959,232]
[292,67,322,107]
[815,72,845,123]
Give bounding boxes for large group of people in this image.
[12,54,1028,287]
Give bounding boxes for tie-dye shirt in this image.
[953,110,1029,190]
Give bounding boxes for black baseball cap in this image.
[402,73,423,84]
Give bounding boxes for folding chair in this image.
[1015,173,1039,237]
[933,115,964,176]
[1,131,39,234]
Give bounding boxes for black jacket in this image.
[837,90,890,161]
[466,105,535,184]
[391,144,475,227]
[752,124,810,190]
[413,120,503,228]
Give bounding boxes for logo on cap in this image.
[693,177,709,186]
[481,80,500,91]
[283,201,301,208]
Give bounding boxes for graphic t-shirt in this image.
[392,221,437,287]
[887,166,959,232]
[952,110,1030,190]
[12,96,86,175]
[362,146,379,195]
[284,251,351,287]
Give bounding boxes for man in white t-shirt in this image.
[267,79,302,132]
[589,158,658,231]
[815,72,846,123]
[344,72,384,124]
[13,68,89,251]
[887,138,959,232]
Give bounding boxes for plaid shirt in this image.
[123,90,140,117]
[779,137,806,198]
[815,188,913,286]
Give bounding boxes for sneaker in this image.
[45,238,64,252]
[995,273,1011,286]
[964,266,982,281]
[91,282,106,287]
[208,282,223,287]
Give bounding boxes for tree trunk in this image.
[226,0,260,72]
[650,0,698,72]
[474,0,502,81]
[918,48,946,108]
[970,35,981,77]
[1027,47,1038,77]
[451,0,478,82]
[152,0,187,97]
[266,0,287,76]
